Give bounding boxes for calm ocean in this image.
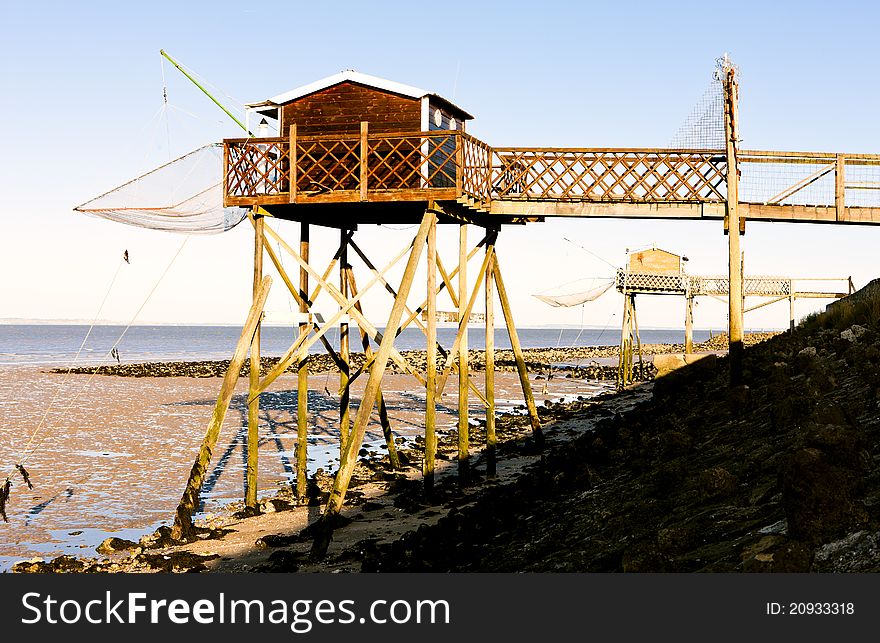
[0,324,719,367]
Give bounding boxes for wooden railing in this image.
[224,132,731,206]
[491,148,728,202]
[739,150,880,214]
[224,129,880,214]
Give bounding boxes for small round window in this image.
[433,108,443,127]
[449,118,457,130]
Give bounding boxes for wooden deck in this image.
[223,129,880,226]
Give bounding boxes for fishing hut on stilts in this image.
[613,247,852,387]
[66,53,880,558]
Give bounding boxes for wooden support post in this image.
[836,154,845,222]
[684,294,694,355]
[172,276,272,541]
[458,224,470,482]
[289,124,297,203]
[789,294,796,332]
[425,214,438,492]
[297,223,310,504]
[360,122,368,202]
[493,256,543,446]
[312,212,434,558]
[724,63,744,386]
[246,212,263,509]
[345,267,400,469]
[618,289,633,388]
[485,230,497,477]
[632,295,644,380]
[339,230,350,459]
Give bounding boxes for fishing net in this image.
[533,278,614,308]
[74,143,248,234]
[669,67,726,150]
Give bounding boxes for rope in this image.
[161,55,172,162]
[10,236,191,473]
[563,237,618,270]
[5,255,126,478]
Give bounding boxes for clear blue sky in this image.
[2,0,878,330]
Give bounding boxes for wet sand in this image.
[0,363,611,571]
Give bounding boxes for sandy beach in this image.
[0,358,612,571]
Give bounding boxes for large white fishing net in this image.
[74,144,248,234]
[533,278,614,308]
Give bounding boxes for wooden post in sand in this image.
[246,211,264,509]
[685,290,694,355]
[485,229,497,477]
[424,214,438,491]
[297,223,310,504]
[312,211,434,558]
[339,230,351,458]
[172,276,272,541]
[458,223,470,482]
[493,256,543,447]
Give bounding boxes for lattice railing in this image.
[693,276,792,296]
[225,138,289,198]
[366,132,458,190]
[297,136,360,192]
[492,149,728,202]
[616,270,687,293]
[460,133,493,201]
[616,270,794,296]
[224,134,736,206]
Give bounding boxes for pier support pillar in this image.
[172,277,272,541]
[246,211,263,509]
[339,230,351,458]
[296,223,310,505]
[724,61,744,386]
[494,255,543,447]
[685,294,694,355]
[425,215,438,492]
[485,229,497,477]
[458,223,470,483]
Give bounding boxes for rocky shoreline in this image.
[50,333,777,380]
[17,329,836,573]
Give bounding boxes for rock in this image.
[742,536,812,572]
[781,448,869,543]
[622,540,670,572]
[652,353,716,378]
[840,324,868,342]
[96,537,139,555]
[699,467,738,499]
[12,555,86,573]
[796,346,817,368]
[812,530,880,572]
[728,384,751,411]
[139,525,176,549]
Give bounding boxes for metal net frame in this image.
[75,143,248,234]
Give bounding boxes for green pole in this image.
[159,49,253,136]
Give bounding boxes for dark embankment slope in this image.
[362,292,880,572]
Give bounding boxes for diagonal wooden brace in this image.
[172,276,272,541]
[312,211,434,558]
[257,228,412,392]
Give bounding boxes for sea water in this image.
[0,324,720,366]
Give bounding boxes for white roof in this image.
[246,70,473,118]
